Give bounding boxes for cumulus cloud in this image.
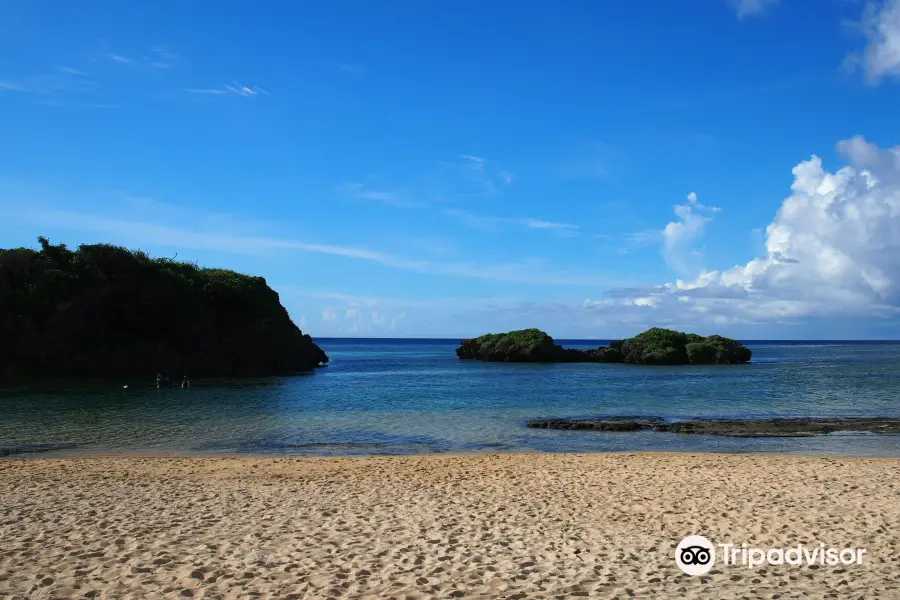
[853,0,900,83]
[662,192,720,275]
[589,136,900,326]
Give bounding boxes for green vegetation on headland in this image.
[456,327,751,365]
[0,237,328,378]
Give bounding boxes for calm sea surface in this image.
[2,339,900,457]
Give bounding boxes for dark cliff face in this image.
[0,237,328,378]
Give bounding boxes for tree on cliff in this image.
[0,237,328,378]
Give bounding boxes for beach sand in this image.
[1,453,898,599]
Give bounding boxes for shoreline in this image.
[2,453,899,598]
[7,446,900,461]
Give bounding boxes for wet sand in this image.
[1,453,898,599]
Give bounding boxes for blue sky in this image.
[2,0,900,339]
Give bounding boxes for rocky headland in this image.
[0,237,328,378]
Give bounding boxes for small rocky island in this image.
[456,327,751,365]
[0,237,328,378]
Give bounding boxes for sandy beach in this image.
[1,453,898,599]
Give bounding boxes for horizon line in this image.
[312,336,900,343]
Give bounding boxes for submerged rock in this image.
[525,417,900,437]
[527,419,648,431]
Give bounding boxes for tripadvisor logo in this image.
[676,535,716,576]
[675,535,867,576]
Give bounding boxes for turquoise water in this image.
[2,339,900,457]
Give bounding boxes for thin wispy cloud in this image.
[56,66,89,76]
[331,62,363,75]
[0,80,30,93]
[732,0,780,19]
[105,53,133,65]
[226,82,268,96]
[445,208,579,236]
[186,82,270,97]
[459,155,514,196]
[626,229,664,246]
[341,182,421,208]
[0,71,94,95]
[145,46,177,69]
[4,203,613,286]
[281,289,514,311]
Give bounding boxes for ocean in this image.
[2,339,900,457]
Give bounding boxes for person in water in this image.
[181,376,191,388]
[156,373,163,388]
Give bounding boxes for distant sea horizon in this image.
[316,337,900,344]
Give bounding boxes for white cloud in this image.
[226,82,268,96]
[662,192,720,275]
[307,296,407,335]
[57,66,88,76]
[445,209,579,235]
[590,136,900,326]
[0,80,30,92]
[146,46,177,69]
[852,0,900,83]
[458,155,514,196]
[188,82,269,97]
[106,53,132,65]
[521,218,578,231]
[340,182,421,208]
[733,0,779,19]
[0,71,94,95]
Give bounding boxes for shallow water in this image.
[2,339,900,457]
